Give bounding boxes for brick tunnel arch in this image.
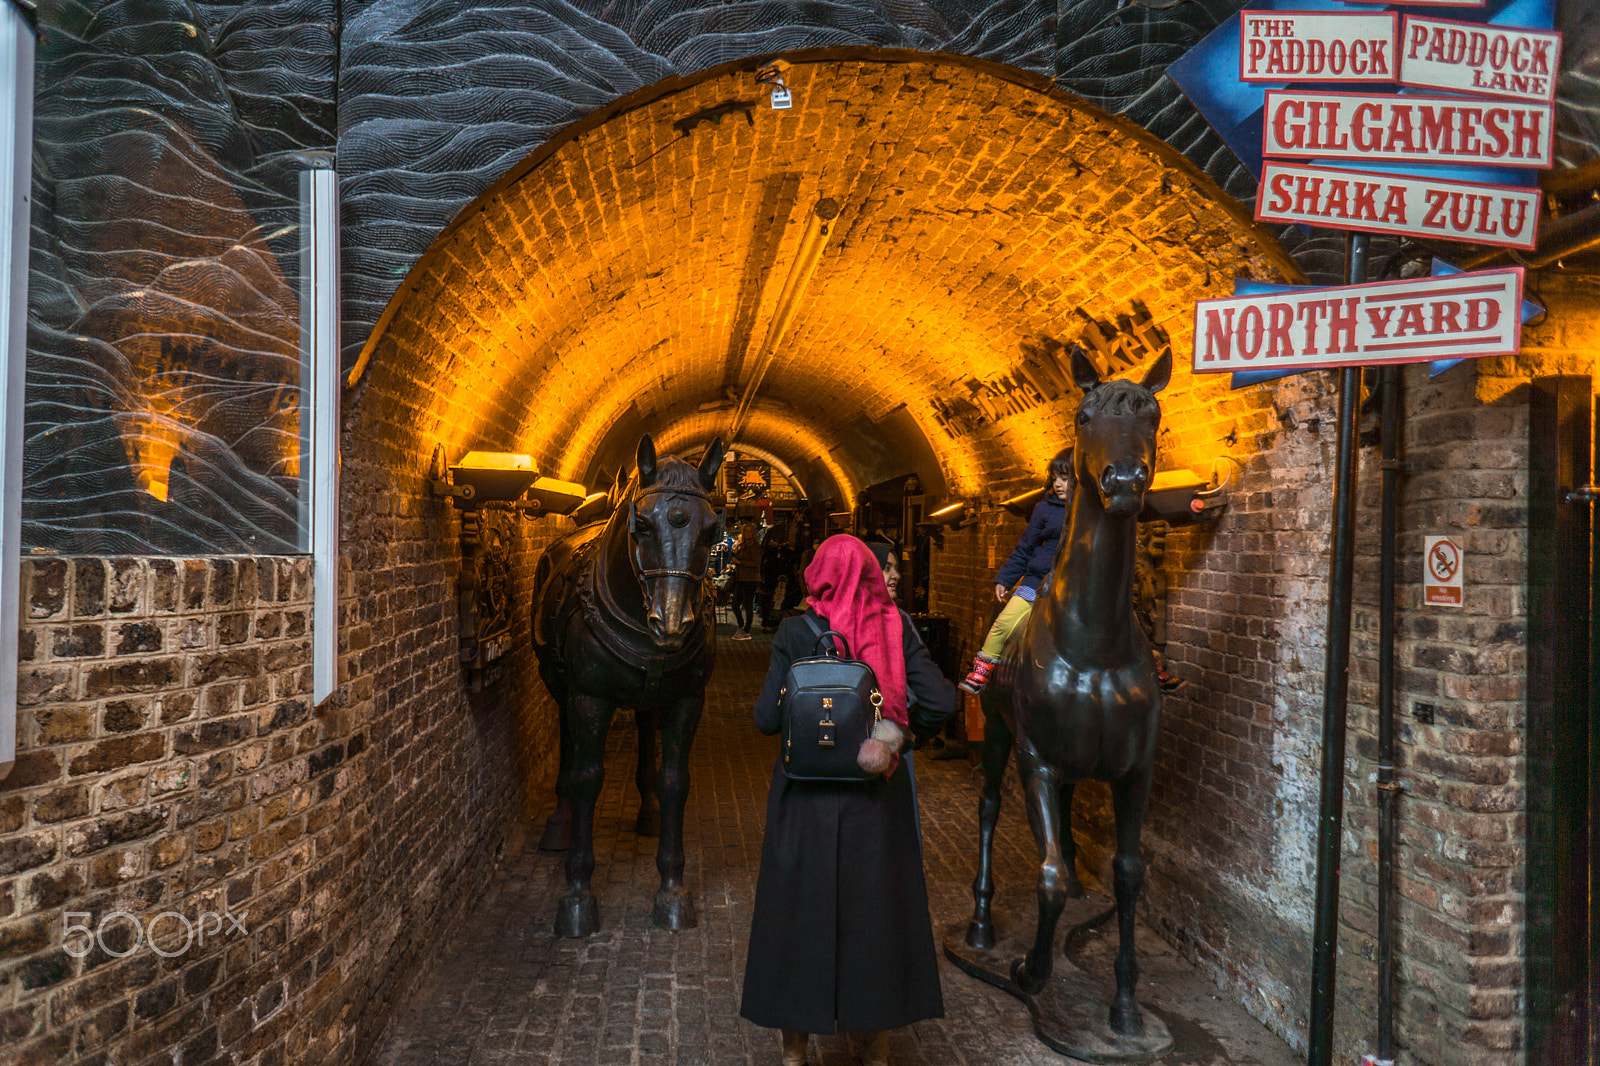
[349,47,1301,500]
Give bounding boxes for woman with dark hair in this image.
[741,535,957,1066]
[959,447,1074,693]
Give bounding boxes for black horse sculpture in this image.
[533,434,723,936]
[966,348,1171,1037]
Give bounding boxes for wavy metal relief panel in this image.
[25,0,336,554]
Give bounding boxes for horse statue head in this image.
[628,434,724,649]
[1069,346,1172,518]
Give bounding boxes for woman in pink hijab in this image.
[741,535,958,1066]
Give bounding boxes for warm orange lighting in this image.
[456,451,532,470]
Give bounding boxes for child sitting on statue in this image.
[959,448,1073,694]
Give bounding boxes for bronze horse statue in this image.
[966,348,1171,1037]
[533,434,723,936]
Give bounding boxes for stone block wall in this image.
[0,546,552,1064]
[0,557,333,1063]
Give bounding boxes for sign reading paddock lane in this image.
[1257,162,1540,249]
[1262,89,1554,168]
[1192,267,1524,373]
[1400,16,1562,104]
[1240,12,1398,83]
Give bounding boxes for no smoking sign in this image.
[1424,535,1464,607]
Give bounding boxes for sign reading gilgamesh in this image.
[1256,162,1540,249]
[1191,268,1524,372]
[1400,16,1562,104]
[1261,89,1554,168]
[1240,12,1398,83]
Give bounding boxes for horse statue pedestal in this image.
[944,899,1174,1064]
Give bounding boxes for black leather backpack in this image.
[778,616,883,782]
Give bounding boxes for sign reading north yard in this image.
[1192,268,1524,372]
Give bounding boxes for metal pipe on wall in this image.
[1308,232,1368,1066]
[1375,362,1402,1063]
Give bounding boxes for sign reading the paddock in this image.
[1424,535,1464,606]
[1400,17,1562,104]
[1257,162,1540,249]
[1240,12,1398,83]
[1191,267,1524,372]
[1262,90,1554,168]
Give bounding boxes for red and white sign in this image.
[1192,267,1524,373]
[1257,162,1540,249]
[1262,89,1554,168]
[1401,17,1561,103]
[1424,535,1464,606]
[1346,0,1482,7]
[1241,13,1398,83]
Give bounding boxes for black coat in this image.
[995,494,1066,594]
[740,608,958,1034]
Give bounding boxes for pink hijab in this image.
[803,535,908,729]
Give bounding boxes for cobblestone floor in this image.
[374,632,1299,1066]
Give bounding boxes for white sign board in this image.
[1192,267,1524,373]
[1400,16,1562,104]
[1241,13,1398,83]
[1346,0,1482,7]
[1424,536,1464,606]
[1262,89,1554,168]
[1257,162,1540,249]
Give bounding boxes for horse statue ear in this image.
[1141,347,1173,394]
[1069,344,1102,393]
[637,434,658,487]
[698,436,725,492]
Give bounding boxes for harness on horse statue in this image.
[568,487,713,700]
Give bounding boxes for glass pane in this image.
[22,1,336,555]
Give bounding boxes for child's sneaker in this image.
[958,654,998,694]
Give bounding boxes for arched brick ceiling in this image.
[357,51,1300,500]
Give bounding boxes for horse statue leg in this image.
[965,709,1014,950]
[555,691,616,937]
[649,692,703,930]
[634,705,661,837]
[1011,756,1070,996]
[539,707,574,851]
[1108,763,1154,1035]
[1057,780,1084,902]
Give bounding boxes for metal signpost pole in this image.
[1307,231,1368,1066]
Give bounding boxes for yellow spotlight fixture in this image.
[441,451,539,506]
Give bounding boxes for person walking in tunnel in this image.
[959,447,1074,693]
[741,535,957,1066]
[730,521,762,640]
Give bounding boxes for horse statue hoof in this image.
[1109,1004,1145,1038]
[964,920,996,951]
[651,887,697,931]
[555,892,600,937]
[1010,956,1047,996]
[634,803,661,837]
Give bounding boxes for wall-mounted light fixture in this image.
[428,450,588,690]
[915,500,972,548]
[757,59,792,109]
[0,4,30,779]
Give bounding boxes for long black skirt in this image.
[740,756,945,1034]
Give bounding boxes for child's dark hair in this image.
[1045,447,1075,492]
